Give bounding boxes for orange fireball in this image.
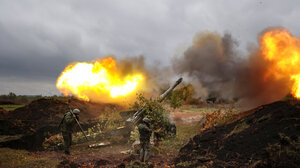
[261,28,300,98]
[56,57,144,102]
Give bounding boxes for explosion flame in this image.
[56,57,144,102]
[261,28,300,99]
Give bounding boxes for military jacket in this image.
[60,111,76,133]
[138,123,152,141]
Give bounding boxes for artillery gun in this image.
[87,78,183,149]
[108,77,183,140]
[127,77,183,124]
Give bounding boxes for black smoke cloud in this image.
[173,29,292,108]
[172,31,240,98]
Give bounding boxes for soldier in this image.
[138,117,152,162]
[59,108,80,155]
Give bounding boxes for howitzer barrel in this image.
[129,77,183,125]
[159,77,183,102]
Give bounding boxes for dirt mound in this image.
[3,98,121,122]
[5,98,68,121]
[175,101,300,167]
[0,98,123,150]
[0,100,16,105]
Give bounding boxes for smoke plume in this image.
[173,28,296,108]
[172,31,240,98]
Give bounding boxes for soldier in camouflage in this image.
[59,108,80,155]
[138,117,152,162]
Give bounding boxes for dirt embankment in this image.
[0,98,122,150]
[175,101,300,167]
[2,98,121,122]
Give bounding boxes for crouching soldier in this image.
[138,117,152,162]
[59,108,80,155]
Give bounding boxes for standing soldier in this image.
[59,108,80,155]
[138,117,152,162]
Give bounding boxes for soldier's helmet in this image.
[142,117,150,124]
[73,108,80,115]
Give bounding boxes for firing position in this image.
[138,117,152,162]
[59,108,80,155]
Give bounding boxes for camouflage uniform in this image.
[60,111,77,154]
[138,122,152,162]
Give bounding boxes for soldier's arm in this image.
[145,126,152,133]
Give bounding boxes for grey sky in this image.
[0,0,299,95]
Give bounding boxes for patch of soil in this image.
[94,158,111,166]
[53,143,133,167]
[175,101,300,167]
[57,159,80,168]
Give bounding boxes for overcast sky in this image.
[0,0,299,95]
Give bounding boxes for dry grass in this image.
[0,148,60,168]
[154,122,203,157]
[0,104,24,111]
[226,121,249,138]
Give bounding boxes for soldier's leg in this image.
[69,133,72,146]
[140,141,145,161]
[143,141,150,161]
[62,132,70,154]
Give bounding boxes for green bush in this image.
[130,93,170,130]
[166,84,195,108]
